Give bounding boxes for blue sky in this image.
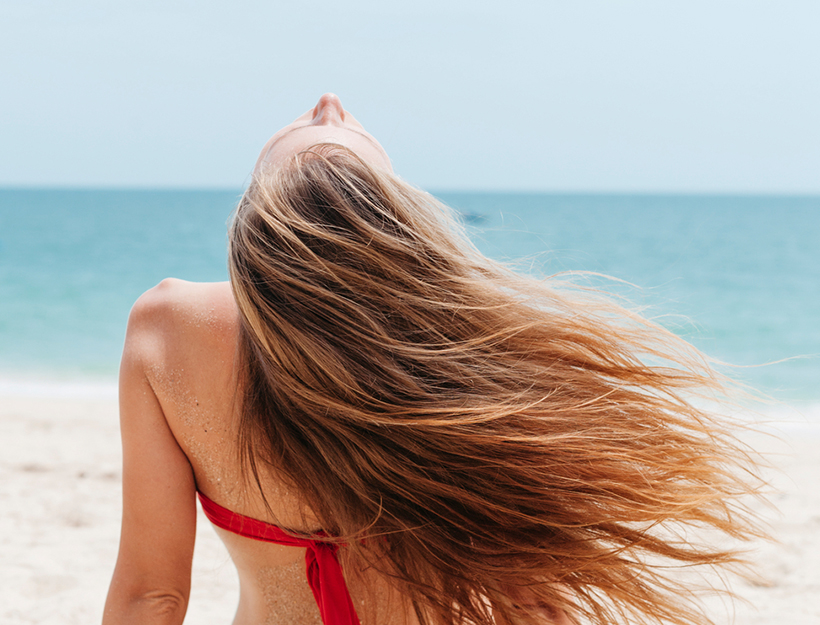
[2,0,818,192]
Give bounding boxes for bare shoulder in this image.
[128,278,236,333]
[125,279,239,371]
[130,278,235,325]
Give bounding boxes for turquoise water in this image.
[0,189,236,378]
[1,189,818,409]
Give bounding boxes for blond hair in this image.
[228,144,764,625]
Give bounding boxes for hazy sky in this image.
[2,1,819,192]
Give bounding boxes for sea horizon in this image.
[2,187,818,422]
[4,183,820,198]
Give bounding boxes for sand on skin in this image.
[1,394,818,624]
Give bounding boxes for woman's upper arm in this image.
[104,282,197,624]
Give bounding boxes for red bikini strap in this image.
[197,491,361,625]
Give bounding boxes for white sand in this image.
[1,393,818,624]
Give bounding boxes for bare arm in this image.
[103,284,197,625]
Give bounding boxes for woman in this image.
[104,94,763,625]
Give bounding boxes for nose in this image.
[312,93,345,125]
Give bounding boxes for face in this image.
[254,93,392,174]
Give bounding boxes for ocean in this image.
[1,189,818,417]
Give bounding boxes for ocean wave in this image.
[0,375,818,431]
[748,402,820,433]
[0,375,118,399]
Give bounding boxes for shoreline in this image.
[3,373,819,432]
[0,372,118,399]
[2,393,819,624]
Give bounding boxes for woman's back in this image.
[129,278,419,625]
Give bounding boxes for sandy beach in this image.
[2,393,818,624]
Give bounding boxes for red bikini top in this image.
[197,491,361,625]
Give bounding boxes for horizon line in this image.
[1,184,819,200]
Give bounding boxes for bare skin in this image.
[103,94,574,625]
[103,278,419,625]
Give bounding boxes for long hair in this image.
[228,144,764,625]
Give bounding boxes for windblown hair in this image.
[228,144,764,625]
